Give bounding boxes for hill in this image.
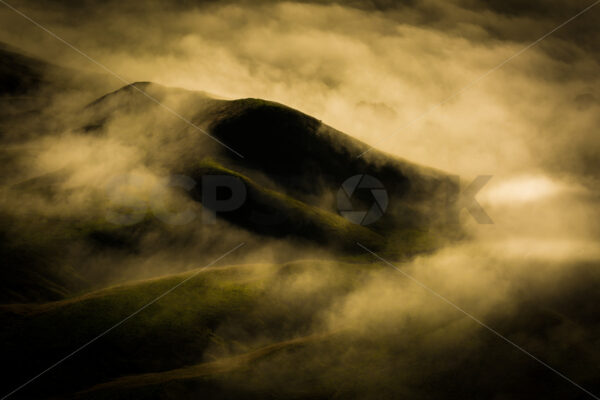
[0,44,459,303]
[0,260,372,399]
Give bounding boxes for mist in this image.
[0,0,599,398]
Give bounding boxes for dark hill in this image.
[206,97,457,230]
[82,82,458,241]
[0,46,459,304]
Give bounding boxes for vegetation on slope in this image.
[0,260,375,399]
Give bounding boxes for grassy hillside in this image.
[76,332,337,400]
[3,258,599,400]
[77,82,459,238]
[188,159,384,252]
[0,45,466,399]
[207,97,458,230]
[0,260,375,399]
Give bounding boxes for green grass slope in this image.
[0,260,375,399]
[207,97,458,230]
[187,159,383,252]
[76,332,336,400]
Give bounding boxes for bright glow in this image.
[482,175,565,205]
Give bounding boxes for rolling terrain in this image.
[0,44,461,398]
[4,43,599,400]
[0,43,458,304]
[3,0,600,397]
